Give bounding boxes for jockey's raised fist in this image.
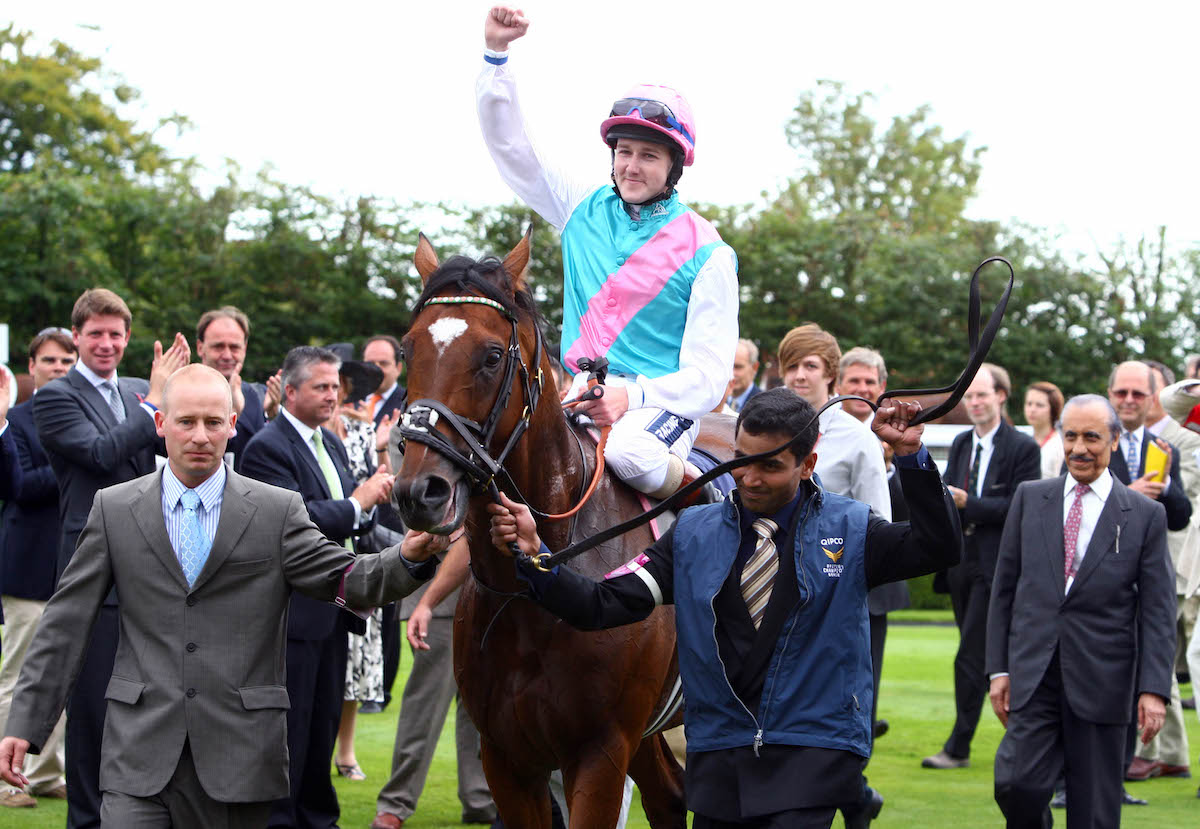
[485,5,529,51]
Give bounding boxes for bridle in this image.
[398,294,545,497]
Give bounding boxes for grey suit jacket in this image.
[985,474,1176,724]
[4,467,433,803]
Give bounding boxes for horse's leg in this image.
[561,746,633,829]
[482,741,554,829]
[627,733,686,829]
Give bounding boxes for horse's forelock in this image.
[411,254,541,329]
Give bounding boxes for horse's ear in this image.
[414,232,440,284]
[502,223,534,293]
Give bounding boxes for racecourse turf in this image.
[3,622,1199,827]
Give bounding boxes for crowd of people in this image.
[0,3,1198,828]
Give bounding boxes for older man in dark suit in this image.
[361,334,409,711]
[240,346,395,829]
[987,394,1175,828]
[30,289,188,829]
[923,363,1041,770]
[195,306,266,468]
[362,335,407,428]
[0,364,441,828]
[0,329,76,807]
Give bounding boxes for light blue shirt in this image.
[161,463,226,560]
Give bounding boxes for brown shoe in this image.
[369,814,404,829]
[0,789,37,808]
[35,783,68,800]
[921,750,969,769]
[1155,763,1191,778]
[1126,756,1163,781]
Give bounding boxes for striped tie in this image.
[102,380,126,423]
[741,518,780,629]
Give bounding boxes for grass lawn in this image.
[3,623,1199,827]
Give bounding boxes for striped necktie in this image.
[101,380,126,423]
[966,442,982,495]
[312,430,353,552]
[1124,431,1139,480]
[741,518,780,629]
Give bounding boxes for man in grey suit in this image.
[987,395,1176,829]
[32,288,189,829]
[0,365,446,827]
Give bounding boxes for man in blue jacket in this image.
[0,328,76,807]
[489,388,961,828]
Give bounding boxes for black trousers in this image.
[945,558,990,759]
[267,626,348,829]
[66,605,119,829]
[994,653,1124,829]
[380,602,400,708]
[693,807,837,828]
[869,612,887,728]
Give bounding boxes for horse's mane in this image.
[411,255,544,330]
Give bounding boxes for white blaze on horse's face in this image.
[428,316,469,357]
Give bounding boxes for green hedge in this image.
[907,573,952,610]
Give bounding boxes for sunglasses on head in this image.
[610,98,694,145]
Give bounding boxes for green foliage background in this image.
[2,29,1197,401]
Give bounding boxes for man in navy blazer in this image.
[727,338,763,413]
[30,289,189,829]
[923,364,1041,770]
[363,335,407,428]
[195,306,266,468]
[0,329,76,806]
[240,346,395,829]
[361,334,409,710]
[987,395,1175,828]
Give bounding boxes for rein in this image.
[530,255,1016,570]
[401,255,1014,574]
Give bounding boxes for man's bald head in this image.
[162,364,233,415]
[156,364,237,488]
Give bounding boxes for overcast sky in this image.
[13,2,1200,259]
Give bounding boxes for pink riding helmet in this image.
[600,84,696,166]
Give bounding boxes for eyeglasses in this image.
[37,327,72,336]
[1110,389,1149,400]
[610,98,694,145]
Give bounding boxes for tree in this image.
[0,26,180,175]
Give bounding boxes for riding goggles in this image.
[609,98,695,145]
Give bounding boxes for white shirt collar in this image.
[75,361,118,389]
[973,420,1000,450]
[162,462,226,512]
[280,405,318,444]
[1065,467,1113,500]
[1123,424,1144,443]
[1147,415,1168,437]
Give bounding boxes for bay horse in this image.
[392,231,699,828]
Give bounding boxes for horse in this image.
[392,230,712,828]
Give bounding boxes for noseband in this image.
[398,295,544,493]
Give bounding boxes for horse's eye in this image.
[484,349,503,369]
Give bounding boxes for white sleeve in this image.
[628,245,739,421]
[476,55,595,231]
[851,429,892,522]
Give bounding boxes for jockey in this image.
[477,6,739,500]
